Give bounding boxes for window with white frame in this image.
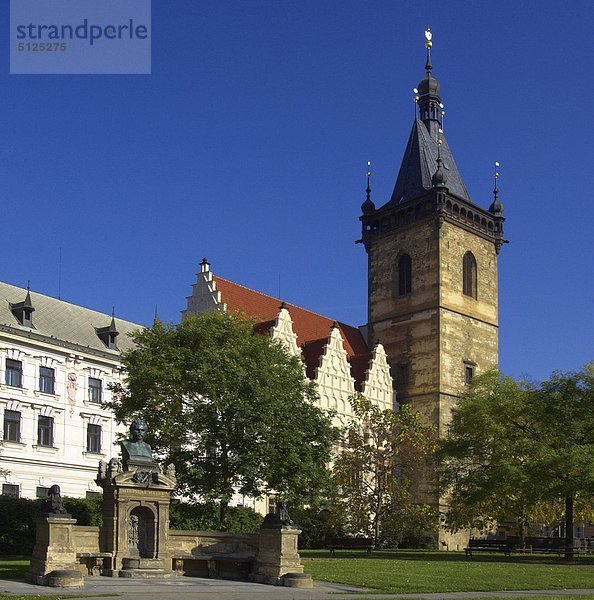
[37,415,54,446]
[39,367,55,394]
[5,359,23,387]
[3,410,21,442]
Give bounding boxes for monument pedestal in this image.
[253,526,310,586]
[97,459,176,579]
[26,516,84,587]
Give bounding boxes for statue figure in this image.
[120,419,153,466]
[43,484,68,515]
[128,514,139,550]
[166,463,176,478]
[98,459,107,479]
[261,498,295,528]
[108,457,122,478]
[277,500,294,526]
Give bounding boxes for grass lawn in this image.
[301,550,594,594]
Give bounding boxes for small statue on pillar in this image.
[42,484,69,517]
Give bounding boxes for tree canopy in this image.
[110,311,339,525]
[438,364,594,555]
[332,393,438,547]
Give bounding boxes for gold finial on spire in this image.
[366,161,372,201]
[424,28,433,74]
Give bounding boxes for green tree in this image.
[531,364,594,557]
[438,371,539,542]
[439,365,594,558]
[332,393,438,547]
[110,311,338,526]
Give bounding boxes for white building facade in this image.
[0,282,141,500]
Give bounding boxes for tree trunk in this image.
[517,508,526,547]
[564,495,574,561]
[219,499,229,528]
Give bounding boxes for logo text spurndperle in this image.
[16,19,148,46]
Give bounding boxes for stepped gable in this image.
[212,276,371,386]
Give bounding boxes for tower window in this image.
[394,254,412,297]
[463,251,477,299]
[465,366,474,385]
[395,364,410,386]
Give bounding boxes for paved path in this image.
[2,577,594,600]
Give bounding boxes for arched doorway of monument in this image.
[126,505,156,560]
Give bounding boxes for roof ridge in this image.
[214,275,357,330]
[0,280,144,328]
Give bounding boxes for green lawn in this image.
[0,558,29,581]
[301,550,594,594]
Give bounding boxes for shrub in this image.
[169,500,262,533]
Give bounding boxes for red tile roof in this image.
[214,276,368,357]
[213,275,371,386]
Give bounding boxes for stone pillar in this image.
[26,515,84,587]
[254,526,311,587]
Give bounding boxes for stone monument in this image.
[254,500,312,588]
[96,419,177,578]
[26,485,84,587]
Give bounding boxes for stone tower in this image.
[359,31,505,532]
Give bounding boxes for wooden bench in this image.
[514,537,570,556]
[328,537,373,557]
[464,539,513,557]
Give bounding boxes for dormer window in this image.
[96,314,119,349]
[10,288,35,328]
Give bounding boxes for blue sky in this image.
[1,0,592,382]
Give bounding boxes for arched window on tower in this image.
[463,251,477,299]
[394,254,412,297]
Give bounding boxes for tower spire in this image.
[361,160,376,214]
[489,161,504,214]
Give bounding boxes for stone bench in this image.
[172,553,255,581]
[76,552,113,575]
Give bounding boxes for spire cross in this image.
[366,161,372,201]
[424,28,433,75]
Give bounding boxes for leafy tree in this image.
[531,364,594,557]
[110,311,338,526]
[439,364,594,558]
[438,371,538,542]
[332,393,438,547]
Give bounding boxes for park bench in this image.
[512,537,576,556]
[328,537,374,556]
[464,539,513,557]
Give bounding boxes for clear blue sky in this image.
[1,0,592,382]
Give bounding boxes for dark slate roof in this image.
[384,119,470,207]
[0,281,142,354]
